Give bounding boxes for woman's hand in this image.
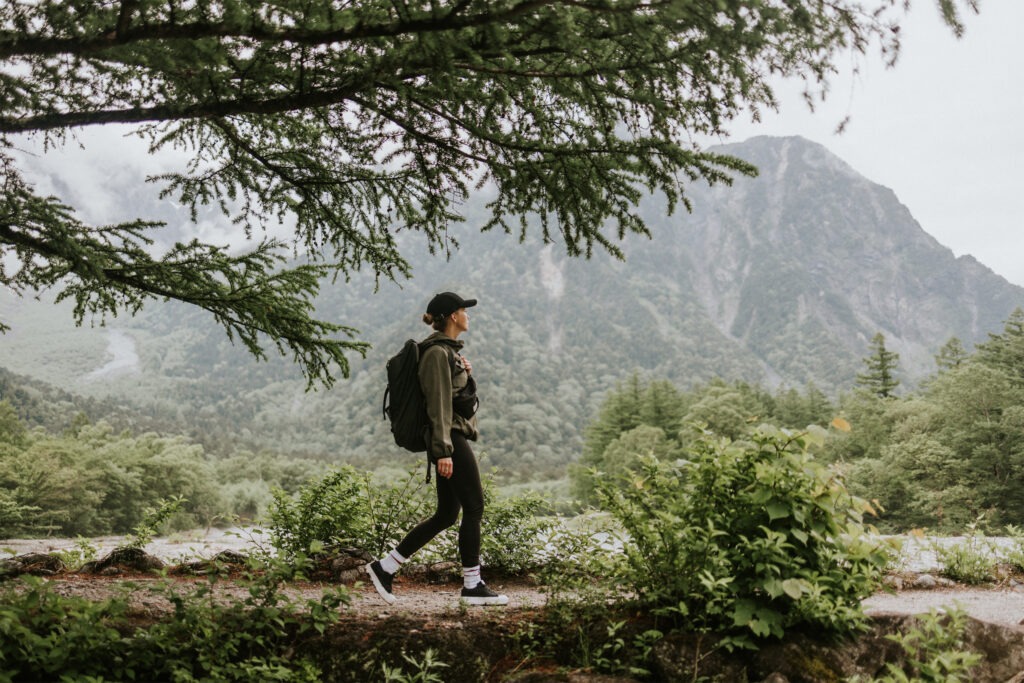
[437,457,454,478]
[460,355,472,374]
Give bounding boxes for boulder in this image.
[80,547,164,575]
[403,561,461,584]
[171,549,249,575]
[0,552,66,579]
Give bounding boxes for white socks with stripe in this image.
[382,553,482,588]
[463,565,481,589]
[380,549,406,575]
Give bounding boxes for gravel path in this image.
[864,589,1024,628]
[7,530,1024,629]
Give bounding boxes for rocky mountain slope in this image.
[1,136,1020,475]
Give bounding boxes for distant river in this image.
[85,329,140,380]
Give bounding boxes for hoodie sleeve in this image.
[418,345,454,460]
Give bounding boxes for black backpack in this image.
[382,339,454,453]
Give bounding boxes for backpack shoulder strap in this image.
[419,339,458,373]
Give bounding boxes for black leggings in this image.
[396,431,483,568]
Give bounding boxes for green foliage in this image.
[843,309,1024,531]
[932,520,996,585]
[267,465,551,574]
[974,308,1024,386]
[935,337,969,372]
[0,403,329,538]
[0,418,226,536]
[572,377,838,505]
[0,399,25,447]
[597,429,890,647]
[534,514,625,605]
[48,537,100,572]
[0,556,348,681]
[871,606,982,682]
[121,495,188,551]
[0,576,134,681]
[0,489,43,538]
[267,467,367,559]
[1002,525,1024,572]
[0,155,365,389]
[478,490,556,575]
[357,469,436,558]
[857,333,901,398]
[570,620,662,678]
[381,649,450,683]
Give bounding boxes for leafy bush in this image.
[0,556,348,681]
[268,466,555,574]
[267,466,429,559]
[49,537,100,571]
[597,429,892,647]
[122,495,187,550]
[1004,525,1024,572]
[932,521,997,585]
[381,648,450,683]
[357,469,435,558]
[267,467,366,558]
[479,491,556,574]
[869,606,982,682]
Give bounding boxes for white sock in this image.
[380,549,406,575]
[463,565,481,589]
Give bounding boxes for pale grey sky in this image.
[719,1,1024,287]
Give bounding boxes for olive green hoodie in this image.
[418,331,479,460]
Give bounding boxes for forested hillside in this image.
[574,309,1024,532]
[1,136,1020,479]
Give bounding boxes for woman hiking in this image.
[367,292,508,606]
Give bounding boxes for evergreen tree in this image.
[935,336,969,371]
[856,333,900,398]
[771,382,834,429]
[0,399,26,448]
[0,0,974,386]
[974,308,1024,386]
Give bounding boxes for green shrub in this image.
[479,491,556,575]
[357,469,435,558]
[49,537,99,571]
[267,467,366,558]
[122,495,187,550]
[267,466,555,574]
[0,576,132,681]
[381,648,450,683]
[412,478,558,575]
[597,428,892,647]
[0,556,348,681]
[870,606,982,682]
[1002,525,1024,572]
[933,523,997,585]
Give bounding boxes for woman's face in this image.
[450,307,469,334]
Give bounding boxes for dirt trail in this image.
[7,530,1024,629]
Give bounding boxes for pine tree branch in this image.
[0,161,364,389]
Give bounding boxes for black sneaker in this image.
[366,561,396,605]
[460,582,509,606]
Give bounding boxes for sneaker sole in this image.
[460,595,509,606]
[365,562,397,605]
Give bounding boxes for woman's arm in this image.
[418,345,454,462]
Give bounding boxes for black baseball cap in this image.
[426,291,478,316]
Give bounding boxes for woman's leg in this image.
[446,432,484,568]
[394,431,483,564]
[395,447,463,560]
